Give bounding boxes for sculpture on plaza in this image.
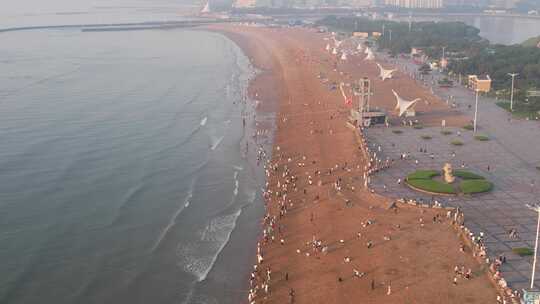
[364,48,375,61]
[377,63,397,81]
[392,89,421,117]
[442,163,456,184]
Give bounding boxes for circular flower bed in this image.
[405,169,492,195]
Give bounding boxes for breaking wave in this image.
[177,209,242,282]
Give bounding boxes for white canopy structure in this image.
[364,47,370,54]
[377,63,397,81]
[392,90,421,117]
[357,43,363,51]
[332,48,338,55]
[364,49,375,61]
[326,44,330,51]
[341,52,348,61]
[201,2,210,13]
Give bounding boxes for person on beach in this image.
[289,288,295,303]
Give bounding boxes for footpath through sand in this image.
[209,25,499,304]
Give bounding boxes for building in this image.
[468,75,492,93]
[353,32,369,38]
[384,0,443,8]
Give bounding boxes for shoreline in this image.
[208,24,501,303]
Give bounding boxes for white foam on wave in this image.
[233,180,239,197]
[200,116,208,126]
[178,209,243,282]
[210,136,224,151]
[151,182,195,252]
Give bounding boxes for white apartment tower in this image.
[384,0,443,8]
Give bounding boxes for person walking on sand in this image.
[289,288,295,304]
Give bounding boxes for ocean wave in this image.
[151,179,196,252]
[210,136,224,151]
[200,116,207,126]
[177,209,242,282]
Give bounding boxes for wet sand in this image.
[209,25,498,303]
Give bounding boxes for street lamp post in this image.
[508,73,519,112]
[526,204,540,290]
[473,89,480,133]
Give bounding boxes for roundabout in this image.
[405,165,493,196]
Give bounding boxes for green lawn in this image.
[453,170,485,180]
[496,102,539,120]
[406,178,457,194]
[406,170,440,180]
[406,169,491,195]
[460,180,493,194]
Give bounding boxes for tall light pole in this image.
[508,73,519,112]
[442,46,446,60]
[473,89,480,133]
[388,29,392,42]
[526,204,540,290]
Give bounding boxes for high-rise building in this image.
[384,0,443,8]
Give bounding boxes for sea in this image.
[0,2,270,304]
[393,14,540,45]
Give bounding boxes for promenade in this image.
[367,54,540,290]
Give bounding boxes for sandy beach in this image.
[209,25,499,303]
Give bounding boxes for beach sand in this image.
[210,25,498,304]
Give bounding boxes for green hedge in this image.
[512,247,534,256]
[453,170,485,180]
[421,135,432,140]
[474,135,490,141]
[392,129,403,134]
[441,130,452,135]
[407,178,457,194]
[451,140,464,146]
[463,124,474,131]
[407,170,440,180]
[413,124,424,129]
[460,180,493,194]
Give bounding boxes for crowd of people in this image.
[241,28,515,304]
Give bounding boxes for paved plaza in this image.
[365,51,540,290]
[366,122,540,289]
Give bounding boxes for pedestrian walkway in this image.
[366,125,540,290]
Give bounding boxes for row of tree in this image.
[319,16,540,103]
